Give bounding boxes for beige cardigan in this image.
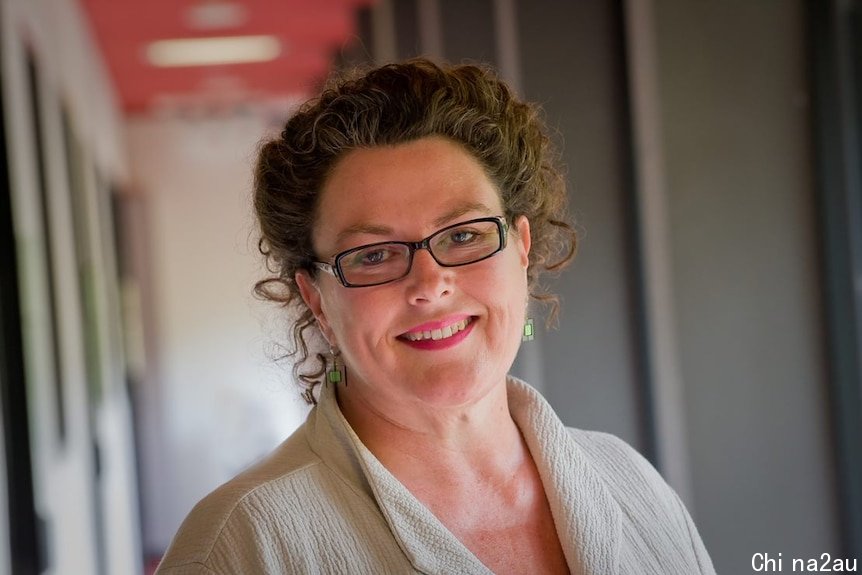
[157,378,715,574]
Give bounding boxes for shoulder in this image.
[157,424,323,573]
[566,429,716,574]
[567,429,659,482]
[564,429,687,535]
[566,428,677,508]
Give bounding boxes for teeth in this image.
[405,318,470,341]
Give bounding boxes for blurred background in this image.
[1,0,860,573]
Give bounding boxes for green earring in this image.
[327,348,346,385]
[522,318,535,342]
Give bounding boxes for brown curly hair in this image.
[254,58,576,403]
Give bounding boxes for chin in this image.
[407,365,504,408]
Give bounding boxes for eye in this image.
[362,249,389,264]
[344,244,401,268]
[449,229,479,244]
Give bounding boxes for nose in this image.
[404,248,453,304]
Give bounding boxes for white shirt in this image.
[157,377,715,574]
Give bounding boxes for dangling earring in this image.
[522,318,535,342]
[327,347,347,385]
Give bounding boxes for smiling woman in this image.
[156,59,716,575]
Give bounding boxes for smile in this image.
[401,317,473,342]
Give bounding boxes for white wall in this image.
[125,115,310,554]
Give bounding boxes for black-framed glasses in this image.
[313,216,509,287]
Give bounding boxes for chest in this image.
[456,505,571,575]
[410,468,571,575]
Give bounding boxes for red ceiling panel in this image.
[77,0,374,115]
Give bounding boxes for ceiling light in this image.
[146,36,282,67]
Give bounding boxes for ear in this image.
[513,215,531,268]
[295,270,336,345]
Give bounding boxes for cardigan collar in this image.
[305,377,622,575]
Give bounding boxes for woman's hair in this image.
[254,58,576,402]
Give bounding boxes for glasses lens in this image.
[338,243,411,286]
[430,219,502,265]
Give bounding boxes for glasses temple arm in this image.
[313,261,337,276]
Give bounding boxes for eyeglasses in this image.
[313,216,509,288]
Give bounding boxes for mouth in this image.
[401,316,474,342]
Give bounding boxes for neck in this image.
[335,378,527,481]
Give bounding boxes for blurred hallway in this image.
[1,1,861,574]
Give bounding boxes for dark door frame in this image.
[809,0,862,560]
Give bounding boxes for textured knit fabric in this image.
[157,377,716,574]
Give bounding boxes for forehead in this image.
[314,137,503,248]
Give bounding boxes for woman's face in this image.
[296,136,531,412]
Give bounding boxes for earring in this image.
[522,318,535,342]
[327,347,347,385]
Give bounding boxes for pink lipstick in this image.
[399,315,475,350]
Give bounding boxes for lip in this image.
[399,317,476,351]
[402,314,473,335]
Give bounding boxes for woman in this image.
[157,59,715,574]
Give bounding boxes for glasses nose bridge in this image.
[405,236,443,270]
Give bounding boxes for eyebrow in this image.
[334,201,495,245]
[433,201,494,227]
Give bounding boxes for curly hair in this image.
[253,58,576,403]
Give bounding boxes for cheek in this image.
[320,287,395,346]
[495,251,529,300]
[470,255,529,322]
